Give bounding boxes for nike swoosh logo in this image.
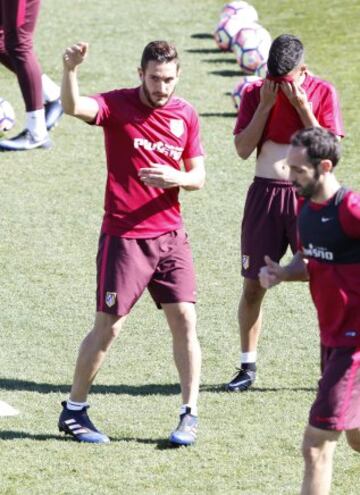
[321,217,333,223]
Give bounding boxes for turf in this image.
[0,0,359,493]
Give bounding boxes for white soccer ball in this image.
[232,23,272,74]
[220,1,258,22]
[0,97,15,134]
[232,75,261,110]
[214,10,257,52]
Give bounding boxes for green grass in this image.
[1,0,360,493]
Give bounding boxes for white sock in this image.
[180,404,198,417]
[241,351,257,364]
[25,109,47,141]
[66,399,88,411]
[42,73,60,103]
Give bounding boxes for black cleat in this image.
[44,98,63,131]
[58,401,110,444]
[226,368,256,392]
[0,129,52,152]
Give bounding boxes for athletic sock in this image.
[241,351,257,372]
[66,399,88,411]
[25,109,47,141]
[180,404,198,417]
[41,74,61,103]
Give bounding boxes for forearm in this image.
[282,252,309,282]
[61,67,80,115]
[296,104,320,128]
[234,103,273,159]
[181,166,205,191]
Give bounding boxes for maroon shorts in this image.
[96,229,196,316]
[241,177,298,279]
[309,345,360,431]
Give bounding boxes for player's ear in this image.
[320,159,333,173]
[138,67,144,81]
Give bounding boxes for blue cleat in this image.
[169,407,198,446]
[58,401,110,444]
[44,98,63,131]
[0,130,52,152]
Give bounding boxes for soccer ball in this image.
[214,11,257,52]
[232,75,261,110]
[232,23,272,74]
[220,1,258,22]
[255,61,268,78]
[0,97,15,135]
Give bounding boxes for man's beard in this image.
[142,81,175,108]
[294,171,320,199]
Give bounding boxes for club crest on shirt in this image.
[169,119,184,137]
[242,255,250,270]
[105,292,117,308]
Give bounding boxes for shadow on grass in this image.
[0,430,68,441]
[0,378,316,395]
[209,69,240,77]
[186,48,219,54]
[0,430,189,449]
[190,33,213,40]
[199,112,237,118]
[201,384,317,393]
[204,58,237,64]
[0,378,180,396]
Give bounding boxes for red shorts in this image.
[241,177,298,279]
[96,229,196,316]
[309,345,360,431]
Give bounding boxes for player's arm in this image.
[234,80,278,159]
[259,252,309,289]
[61,42,99,123]
[138,156,205,191]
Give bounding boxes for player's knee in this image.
[242,283,264,306]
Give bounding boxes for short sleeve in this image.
[317,84,345,137]
[182,107,204,159]
[233,84,261,136]
[90,92,118,127]
[339,191,360,238]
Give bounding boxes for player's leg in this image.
[0,0,51,151]
[163,301,200,446]
[163,302,201,409]
[0,2,15,70]
[58,234,155,444]
[300,425,340,495]
[148,229,200,445]
[69,312,127,403]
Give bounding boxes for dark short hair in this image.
[267,34,304,76]
[290,127,341,168]
[140,41,179,71]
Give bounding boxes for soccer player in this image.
[0,0,63,151]
[259,127,360,495]
[57,41,205,446]
[226,34,344,392]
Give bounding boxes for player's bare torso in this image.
[256,140,290,180]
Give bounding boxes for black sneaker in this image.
[0,129,52,152]
[226,368,256,392]
[58,401,110,444]
[169,407,198,446]
[44,98,63,131]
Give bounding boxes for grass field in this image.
[1,1,360,494]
